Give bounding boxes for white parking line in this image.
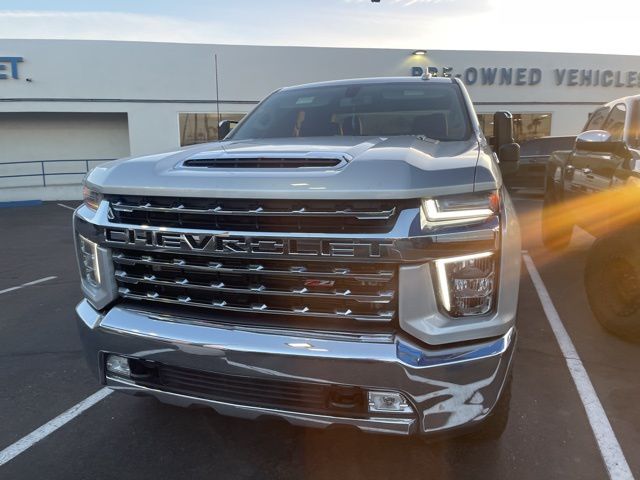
[0,388,112,466]
[56,203,76,211]
[523,253,634,480]
[0,276,57,296]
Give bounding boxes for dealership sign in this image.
[412,66,640,88]
[0,57,23,79]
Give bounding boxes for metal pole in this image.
[215,53,221,126]
[41,161,46,187]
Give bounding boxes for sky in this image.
[1,0,639,55]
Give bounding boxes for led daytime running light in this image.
[421,191,499,227]
[434,251,493,312]
[78,234,101,285]
[424,199,495,222]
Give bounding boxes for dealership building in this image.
[1,39,639,201]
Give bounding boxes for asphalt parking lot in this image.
[1,195,639,480]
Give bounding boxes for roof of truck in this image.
[604,94,640,107]
[281,76,455,91]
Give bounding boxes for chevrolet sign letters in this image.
[104,227,394,258]
[0,57,23,80]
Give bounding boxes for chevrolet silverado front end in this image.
[74,76,521,437]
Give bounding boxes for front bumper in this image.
[77,299,516,436]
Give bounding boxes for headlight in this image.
[82,186,102,211]
[78,234,101,287]
[421,191,499,227]
[434,251,496,317]
[75,233,117,310]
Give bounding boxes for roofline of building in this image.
[2,38,640,59]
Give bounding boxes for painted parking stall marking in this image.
[0,388,113,466]
[56,203,77,211]
[0,276,57,296]
[523,253,634,480]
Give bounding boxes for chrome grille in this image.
[113,250,397,324]
[106,195,415,233]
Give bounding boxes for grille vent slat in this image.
[112,251,394,281]
[115,271,394,303]
[106,195,415,234]
[111,201,396,219]
[118,288,395,323]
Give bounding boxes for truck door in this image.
[565,106,610,201]
[574,103,628,235]
[604,101,640,234]
[612,99,640,188]
[590,103,627,190]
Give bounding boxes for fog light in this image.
[368,391,412,413]
[105,354,131,377]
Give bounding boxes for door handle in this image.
[582,167,593,180]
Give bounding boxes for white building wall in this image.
[0,112,129,162]
[0,112,130,200]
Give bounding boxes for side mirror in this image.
[499,142,520,163]
[498,143,520,175]
[493,111,520,173]
[575,130,628,156]
[493,111,514,151]
[218,120,238,140]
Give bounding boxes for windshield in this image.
[229,81,471,141]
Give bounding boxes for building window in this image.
[477,113,552,142]
[179,113,245,146]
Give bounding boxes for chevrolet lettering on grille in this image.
[104,227,394,258]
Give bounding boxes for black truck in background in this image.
[504,136,575,191]
[542,95,640,340]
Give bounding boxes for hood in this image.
[86,136,487,199]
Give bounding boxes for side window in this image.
[584,107,609,132]
[629,101,640,148]
[602,104,626,142]
[179,112,246,146]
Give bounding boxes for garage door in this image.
[0,112,130,188]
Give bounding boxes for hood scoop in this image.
[182,151,349,169]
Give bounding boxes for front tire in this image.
[585,229,640,341]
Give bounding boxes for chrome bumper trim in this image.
[77,300,516,436]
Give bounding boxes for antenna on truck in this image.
[214,53,221,126]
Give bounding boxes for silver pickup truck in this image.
[74,76,521,438]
